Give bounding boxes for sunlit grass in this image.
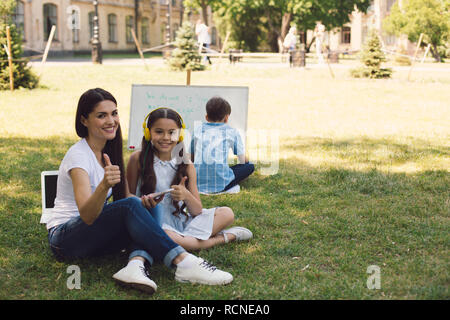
[0,59,449,299]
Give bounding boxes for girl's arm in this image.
[126,150,162,208]
[171,164,203,216]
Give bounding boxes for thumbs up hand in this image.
[102,153,121,188]
[170,176,189,202]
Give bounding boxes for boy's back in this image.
[191,122,244,193]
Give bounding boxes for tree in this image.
[350,30,392,79]
[168,21,205,71]
[205,0,371,52]
[383,0,450,62]
[184,0,222,25]
[0,0,39,90]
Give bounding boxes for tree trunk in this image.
[265,9,280,52]
[280,13,292,40]
[306,36,316,53]
[277,13,292,53]
[201,1,208,26]
[430,43,442,62]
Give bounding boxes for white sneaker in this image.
[222,226,253,243]
[175,255,233,285]
[112,264,157,294]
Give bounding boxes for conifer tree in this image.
[351,30,392,79]
[168,21,205,71]
[0,0,39,90]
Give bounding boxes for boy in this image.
[190,96,254,194]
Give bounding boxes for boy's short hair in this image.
[206,96,231,122]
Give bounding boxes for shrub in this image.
[168,21,205,71]
[350,30,392,79]
[0,22,39,90]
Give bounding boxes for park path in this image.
[29,56,450,73]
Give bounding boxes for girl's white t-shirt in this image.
[46,138,111,230]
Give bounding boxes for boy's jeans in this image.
[48,197,185,268]
[224,162,255,191]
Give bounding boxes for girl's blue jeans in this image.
[47,197,185,268]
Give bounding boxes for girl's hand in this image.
[141,193,164,209]
[170,176,189,202]
[102,154,121,188]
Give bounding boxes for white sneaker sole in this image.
[113,278,157,294]
[175,275,233,286]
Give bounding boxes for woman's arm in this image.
[171,164,203,216]
[72,154,121,225]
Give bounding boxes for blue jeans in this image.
[47,197,185,268]
[224,162,255,191]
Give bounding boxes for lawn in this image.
[0,58,449,300]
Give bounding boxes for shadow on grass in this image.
[0,135,448,299]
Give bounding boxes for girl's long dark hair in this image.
[139,108,188,217]
[75,88,126,201]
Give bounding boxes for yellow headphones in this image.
[142,107,186,142]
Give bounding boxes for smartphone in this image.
[148,188,174,199]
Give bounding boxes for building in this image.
[326,0,414,54]
[11,0,209,56]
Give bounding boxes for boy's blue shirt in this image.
[191,122,244,193]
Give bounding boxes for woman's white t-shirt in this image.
[46,138,111,230]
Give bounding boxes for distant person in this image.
[315,22,325,64]
[283,26,297,51]
[283,26,298,66]
[126,107,253,251]
[190,96,255,194]
[195,19,212,65]
[46,88,234,295]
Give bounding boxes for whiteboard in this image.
[128,84,249,151]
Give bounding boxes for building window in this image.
[88,11,95,40]
[161,22,167,44]
[43,3,58,40]
[13,1,25,40]
[341,26,351,44]
[141,17,150,44]
[126,16,135,43]
[69,8,80,43]
[108,14,117,42]
[172,23,179,41]
[172,0,177,6]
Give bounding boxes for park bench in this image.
[229,49,244,64]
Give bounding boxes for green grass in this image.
[0,59,449,299]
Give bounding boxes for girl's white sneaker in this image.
[222,226,253,243]
[175,255,233,285]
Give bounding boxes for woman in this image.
[46,88,233,294]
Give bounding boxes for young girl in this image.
[127,107,253,251]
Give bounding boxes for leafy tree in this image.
[192,0,372,52]
[350,30,392,79]
[383,0,450,62]
[168,21,205,71]
[0,0,39,90]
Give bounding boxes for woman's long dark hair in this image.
[75,88,126,201]
[139,108,188,217]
